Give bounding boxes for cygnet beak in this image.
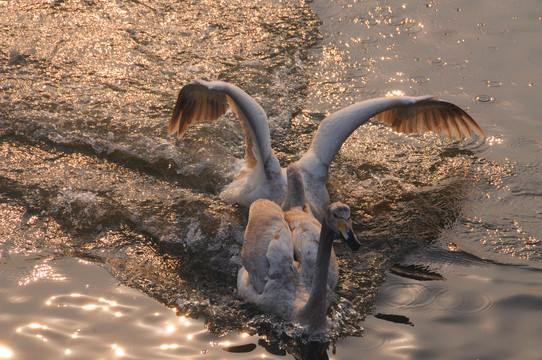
[339,219,361,251]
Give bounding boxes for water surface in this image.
[1,0,541,359]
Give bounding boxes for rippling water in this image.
[0,254,282,359]
[1,0,541,359]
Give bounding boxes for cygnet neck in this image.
[297,219,335,332]
[283,165,306,210]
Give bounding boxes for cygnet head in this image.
[324,202,361,251]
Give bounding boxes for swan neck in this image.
[298,222,335,331]
[283,166,306,209]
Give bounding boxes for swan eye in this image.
[333,213,338,218]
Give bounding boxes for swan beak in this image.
[339,220,361,251]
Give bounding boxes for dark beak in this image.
[339,220,361,251]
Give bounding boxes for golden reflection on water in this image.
[486,135,504,146]
[3,256,281,359]
[18,263,66,286]
[0,345,12,359]
[45,293,131,322]
[385,90,406,97]
[112,343,126,357]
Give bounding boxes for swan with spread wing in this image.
[168,80,484,221]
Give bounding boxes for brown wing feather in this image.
[427,109,439,133]
[454,113,472,137]
[441,109,453,139]
[434,108,446,134]
[168,82,229,138]
[375,98,484,139]
[418,111,430,132]
[448,109,463,139]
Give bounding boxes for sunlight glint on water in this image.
[0,256,285,360]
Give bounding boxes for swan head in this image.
[325,202,361,251]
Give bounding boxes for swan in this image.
[168,80,484,221]
[237,165,361,333]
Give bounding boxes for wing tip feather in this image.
[373,98,485,140]
[167,81,230,138]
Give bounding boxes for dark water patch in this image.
[390,264,446,281]
[258,338,288,356]
[222,343,258,353]
[361,252,542,359]
[439,147,476,158]
[496,294,542,312]
[374,313,414,326]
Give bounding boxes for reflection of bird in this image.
[237,165,361,333]
[168,80,484,221]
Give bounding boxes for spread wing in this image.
[300,95,485,170]
[168,81,228,137]
[168,80,275,170]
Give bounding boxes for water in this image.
[0,254,271,359]
[1,0,541,359]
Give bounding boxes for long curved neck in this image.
[219,83,281,174]
[207,81,281,178]
[298,222,334,331]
